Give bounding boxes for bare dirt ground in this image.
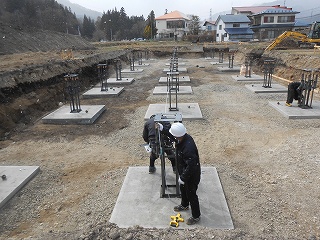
[1,33,320,239]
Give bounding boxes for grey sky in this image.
[69,0,272,20]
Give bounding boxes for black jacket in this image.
[143,118,173,143]
[176,134,201,183]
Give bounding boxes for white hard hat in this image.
[169,122,186,137]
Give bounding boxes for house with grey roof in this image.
[215,14,253,42]
[250,8,300,40]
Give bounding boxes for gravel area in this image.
[1,55,320,239]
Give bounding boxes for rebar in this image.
[97,63,108,91]
[299,69,319,109]
[64,73,81,113]
[263,59,275,88]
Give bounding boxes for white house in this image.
[215,14,253,42]
[155,10,191,39]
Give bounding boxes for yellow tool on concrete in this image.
[170,213,184,227]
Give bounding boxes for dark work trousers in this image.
[287,82,301,104]
[180,180,201,218]
[149,141,175,168]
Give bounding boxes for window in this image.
[216,33,219,37]
[224,33,228,37]
[219,25,222,30]
[207,26,212,31]
[278,16,295,23]
[264,16,274,23]
[167,20,185,29]
[233,23,240,28]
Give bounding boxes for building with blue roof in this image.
[215,14,253,42]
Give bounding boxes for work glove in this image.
[178,177,184,185]
[157,123,163,131]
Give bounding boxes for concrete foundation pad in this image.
[136,63,150,67]
[210,61,228,65]
[167,58,187,62]
[153,86,193,95]
[163,68,188,73]
[0,166,40,209]
[200,57,215,60]
[83,87,124,98]
[159,76,191,83]
[232,74,264,81]
[42,105,106,124]
[166,62,186,66]
[105,78,135,85]
[121,69,144,73]
[217,66,241,72]
[109,166,234,229]
[245,84,287,93]
[144,103,203,120]
[269,101,320,119]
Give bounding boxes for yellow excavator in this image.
[265,21,320,51]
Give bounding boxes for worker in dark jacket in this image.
[143,115,176,174]
[169,122,201,225]
[286,81,303,107]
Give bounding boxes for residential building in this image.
[155,10,191,40]
[203,20,216,31]
[251,8,300,40]
[215,14,253,42]
[231,5,301,41]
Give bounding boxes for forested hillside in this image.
[0,0,80,34]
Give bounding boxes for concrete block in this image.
[109,166,234,229]
[144,103,203,120]
[0,166,40,209]
[42,105,106,124]
[269,101,320,119]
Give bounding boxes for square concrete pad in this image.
[217,66,241,72]
[210,61,228,65]
[0,166,40,209]
[109,166,234,229]
[153,86,193,95]
[83,87,124,98]
[42,105,105,124]
[269,101,320,119]
[136,63,150,67]
[166,62,186,66]
[231,74,264,81]
[121,68,144,73]
[163,68,188,73]
[159,76,191,83]
[144,103,203,120]
[245,83,287,93]
[103,78,135,85]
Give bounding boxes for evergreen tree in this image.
[82,15,95,39]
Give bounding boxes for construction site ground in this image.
[1,30,320,239]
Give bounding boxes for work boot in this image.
[285,102,292,107]
[149,166,156,174]
[186,216,200,225]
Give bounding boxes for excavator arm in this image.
[265,31,308,51]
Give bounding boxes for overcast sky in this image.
[69,0,273,20]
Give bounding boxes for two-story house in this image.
[251,8,300,40]
[215,14,253,42]
[155,10,191,40]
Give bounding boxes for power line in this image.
[297,6,320,14]
[296,13,320,20]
